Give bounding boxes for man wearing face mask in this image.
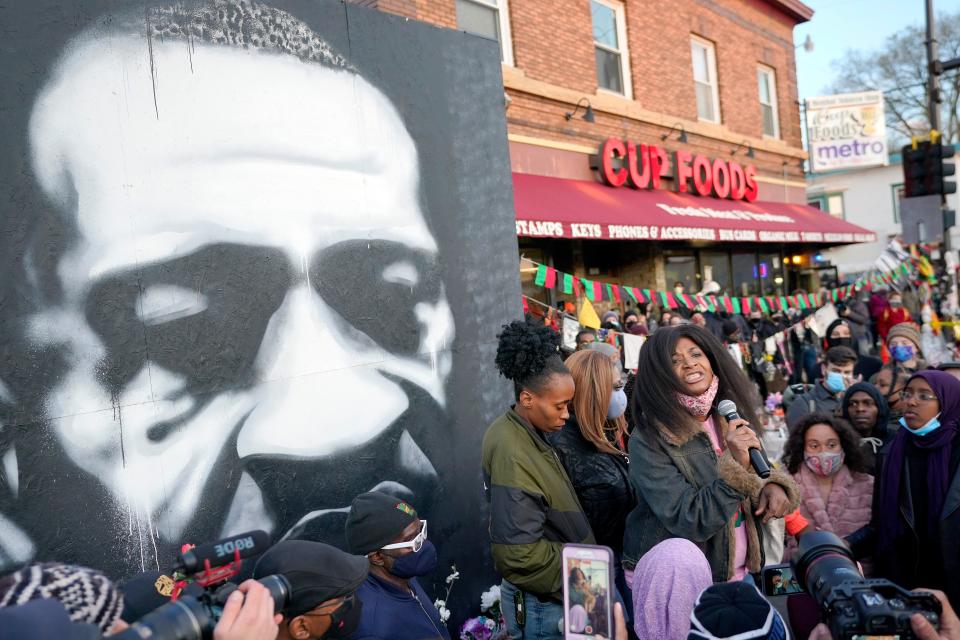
[823,319,882,380]
[252,540,370,640]
[345,492,450,640]
[786,346,859,429]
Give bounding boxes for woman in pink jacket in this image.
[780,414,874,566]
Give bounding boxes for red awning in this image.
[513,173,877,245]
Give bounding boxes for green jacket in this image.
[482,409,595,599]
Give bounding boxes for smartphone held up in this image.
[562,544,615,640]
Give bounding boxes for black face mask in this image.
[322,597,363,639]
[829,337,854,350]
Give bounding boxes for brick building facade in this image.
[354,0,877,310]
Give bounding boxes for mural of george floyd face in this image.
[0,0,519,601]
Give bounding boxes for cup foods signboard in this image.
[806,90,888,173]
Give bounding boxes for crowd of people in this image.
[497,281,959,639]
[2,284,959,640]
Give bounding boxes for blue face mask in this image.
[890,344,915,363]
[607,387,628,419]
[899,414,942,436]
[824,371,846,394]
[389,540,438,578]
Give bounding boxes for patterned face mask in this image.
[804,451,845,476]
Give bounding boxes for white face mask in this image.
[607,387,628,419]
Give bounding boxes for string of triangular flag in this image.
[522,254,920,315]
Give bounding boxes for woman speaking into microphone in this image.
[622,325,799,584]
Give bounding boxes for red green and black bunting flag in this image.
[757,298,769,313]
[562,273,574,294]
[658,291,679,309]
[534,264,557,289]
[741,298,752,313]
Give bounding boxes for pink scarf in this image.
[676,375,718,417]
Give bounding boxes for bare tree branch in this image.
[827,11,960,145]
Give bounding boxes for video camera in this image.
[791,531,942,639]
[112,530,289,640]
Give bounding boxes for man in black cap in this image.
[344,491,450,640]
[253,540,369,640]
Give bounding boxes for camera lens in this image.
[114,596,215,640]
[792,531,862,605]
[258,574,291,613]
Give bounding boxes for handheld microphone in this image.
[717,399,771,479]
[172,530,270,574]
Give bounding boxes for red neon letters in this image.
[598,137,758,203]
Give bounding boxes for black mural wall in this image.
[0,0,519,617]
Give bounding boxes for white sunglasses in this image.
[380,520,428,553]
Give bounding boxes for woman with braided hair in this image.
[483,320,594,640]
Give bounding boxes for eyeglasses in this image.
[899,390,938,403]
[380,520,428,553]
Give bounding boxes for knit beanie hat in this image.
[0,563,124,634]
[886,322,921,350]
[345,491,418,555]
[688,582,789,640]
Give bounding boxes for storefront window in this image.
[699,251,731,295]
[759,251,783,296]
[664,254,698,295]
[732,252,759,297]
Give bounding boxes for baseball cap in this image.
[253,540,368,617]
[344,491,419,555]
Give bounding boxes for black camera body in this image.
[112,530,288,640]
[112,575,290,640]
[792,531,942,640]
[818,580,942,640]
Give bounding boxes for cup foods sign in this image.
[806,91,888,173]
[594,138,760,203]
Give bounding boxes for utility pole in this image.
[926,0,941,132]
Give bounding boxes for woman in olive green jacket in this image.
[482,320,594,640]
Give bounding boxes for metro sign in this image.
[593,137,760,203]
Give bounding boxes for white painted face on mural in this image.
[26,35,453,545]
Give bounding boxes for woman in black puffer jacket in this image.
[550,349,635,624]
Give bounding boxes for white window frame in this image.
[591,0,632,99]
[757,65,780,139]
[690,35,721,124]
[456,0,515,66]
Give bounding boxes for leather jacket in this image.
[550,416,634,554]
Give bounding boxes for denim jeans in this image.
[500,579,563,640]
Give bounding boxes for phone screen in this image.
[762,564,803,596]
[564,556,612,639]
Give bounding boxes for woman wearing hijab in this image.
[622,325,799,584]
[848,370,960,606]
[841,382,892,473]
[551,349,635,620]
[631,539,713,640]
[823,318,882,381]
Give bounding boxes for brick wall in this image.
[356,0,809,184]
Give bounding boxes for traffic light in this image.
[902,141,957,198]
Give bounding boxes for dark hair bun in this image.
[495,320,560,382]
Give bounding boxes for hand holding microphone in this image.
[717,399,770,479]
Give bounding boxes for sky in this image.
[794,0,960,101]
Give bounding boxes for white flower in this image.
[484,619,497,630]
[446,570,461,585]
[433,600,451,623]
[480,585,501,611]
